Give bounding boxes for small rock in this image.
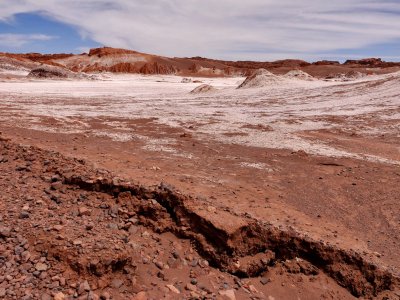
[199,259,209,268]
[51,182,63,190]
[109,205,119,215]
[190,291,201,298]
[111,278,124,289]
[19,211,30,219]
[35,262,48,272]
[53,225,63,232]
[219,289,236,300]
[260,277,270,285]
[51,175,61,182]
[166,284,180,294]
[191,259,198,267]
[15,245,25,255]
[59,277,66,286]
[78,280,91,294]
[141,231,150,238]
[21,251,31,262]
[79,207,91,216]
[41,293,52,300]
[107,223,118,230]
[172,251,180,259]
[99,291,111,300]
[53,292,65,300]
[248,285,258,293]
[88,291,99,300]
[0,226,11,238]
[207,206,216,213]
[185,283,197,291]
[73,240,82,246]
[131,292,147,300]
[155,261,164,270]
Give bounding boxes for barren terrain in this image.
[0,61,399,299]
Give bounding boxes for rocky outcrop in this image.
[3,47,400,78]
[237,69,282,89]
[28,65,88,79]
[313,60,340,66]
[344,58,400,68]
[139,62,177,75]
[108,63,138,73]
[190,84,217,94]
[88,47,140,57]
[284,70,315,81]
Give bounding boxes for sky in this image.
[0,0,400,62]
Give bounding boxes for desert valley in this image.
[0,47,399,300]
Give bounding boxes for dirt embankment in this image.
[1,135,399,299]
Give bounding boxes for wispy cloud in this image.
[0,33,57,48]
[0,1,400,59]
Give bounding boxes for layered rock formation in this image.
[1,47,400,78]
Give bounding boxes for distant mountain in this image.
[1,47,400,78]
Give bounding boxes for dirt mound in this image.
[284,70,315,81]
[345,70,367,80]
[190,84,217,94]
[237,69,283,89]
[27,65,89,80]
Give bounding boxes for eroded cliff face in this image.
[2,47,400,78]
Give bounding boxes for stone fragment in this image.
[166,284,180,294]
[19,211,30,219]
[0,226,11,238]
[53,225,63,231]
[99,291,110,300]
[131,292,147,300]
[219,289,236,300]
[78,280,91,294]
[79,207,91,216]
[35,263,48,272]
[111,278,124,289]
[53,292,65,300]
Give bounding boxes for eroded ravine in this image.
[61,160,400,298]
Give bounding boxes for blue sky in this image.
[0,13,100,54]
[0,1,400,62]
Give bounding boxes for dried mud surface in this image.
[0,72,400,299]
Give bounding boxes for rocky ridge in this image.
[2,47,400,78]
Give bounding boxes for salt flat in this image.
[0,72,399,164]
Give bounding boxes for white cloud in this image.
[0,0,400,59]
[0,33,57,48]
